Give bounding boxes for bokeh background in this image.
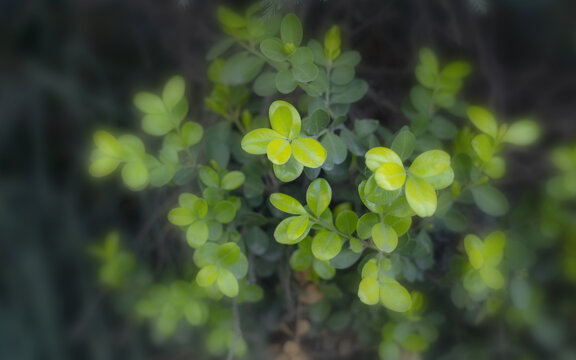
[1,0,575,359]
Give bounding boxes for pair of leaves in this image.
[358,259,412,312]
[463,232,506,290]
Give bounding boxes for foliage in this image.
[85,3,576,359]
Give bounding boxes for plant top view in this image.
[2,1,576,360]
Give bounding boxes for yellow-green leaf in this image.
[269,100,301,139]
[241,128,284,155]
[471,134,494,162]
[186,220,209,248]
[374,163,406,190]
[196,265,218,287]
[89,157,120,177]
[306,178,332,216]
[379,277,412,312]
[291,137,327,168]
[464,234,484,269]
[361,259,379,279]
[270,193,308,215]
[365,147,403,171]
[483,231,506,267]
[266,138,292,165]
[358,277,380,305]
[217,269,239,297]
[467,106,498,138]
[503,119,540,146]
[479,266,504,289]
[371,223,398,253]
[121,161,149,190]
[94,131,123,157]
[409,150,451,178]
[405,176,437,217]
[274,215,310,244]
[163,75,185,110]
[168,207,196,226]
[311,230,342,261]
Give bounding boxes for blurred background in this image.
[1,0,575,359]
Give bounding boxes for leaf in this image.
[274,215,310,244]
[304,109,330,136]
[221,171,245,190]
[163,76,185,110]
[273,156,304,182]
[214,201,237,223]
[196,265,218,287]
[253,72,277,97]
[142,113,174,136]
[270,193,308,215]
[260,38,287,62]
[365,147,403,171]
[199,166,219,188]
[464,234,484,269]
[335,210,358,235]
[292,63,319,83]
[313,259,336,280]
[331,65,355,85]
[371,223,398,253]
[275,70,298,94]
[467,106,498,138]
[356,213,379,239]
[471,184,509,216]
[391,130,416,161]
[267,138,292,165]
[483,231,506,267]
[311,230,342,261]
[471,134,494,162]
[425,167,454,190]
[441,61,471,79]
[241,128,284,155]
[324,25,341,60]
[121,161,149,190]
[479,267,504,290]
[321,133,347,166]
[379,277,412,312]
[374,163,406,191]
[306,178,332,216]
[134,92,165,114]
[331,79,368,104]
[503,120,540,145]
[206,37,235,60]
[168,207,196,226]
[94,131,123,157]
[219,52,265,86]
[330,249,362,269]
[405,176,437,217]
[290,247,313,271]
[419,48,438,75]
[409,150,451,179]
[217,243,240,266]
[186,220,209,248]
[291,47,314,64]
[89,157,120,177]
[358,277,380,305]
[217,269,239,297]
[280,13,303,47]
[409,86,432,114]
[292,137,327,168]
[269,100,301,140]
[217,6,245,28]
[181,122,204,147]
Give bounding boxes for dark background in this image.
[1,0,575,359]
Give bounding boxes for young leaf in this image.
[217,243,241,266]
[467,106,498,138]
[291,137,327,168]
[221,171,245,190]
[379,277,412,312]
[365,147,404,172]
[358,277,380,305]
[335,210,358,235]
[274,215,310,244]
[213,201,237,223]
[163,76,185,110]
[374,163,406,191]
[94,131,123,157]
[311,230,342,261]
[471,134,494,162]
[306,178,332,216]
[241,128,283,155]
[217,269,239,297]
[186,220,209,248]
[168,208,197,226]
[270,193,308,215]
[197,265,218,287]
[464,234,484,269]
[134,92,165,114]
[405,176,437,217]
[502,120,540,145]
[371,223,398,253]
[267,138,292,165]
[269,101,301,140]
[121,161,149,190]
[280,14,303,47]
[409,150,451,179]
